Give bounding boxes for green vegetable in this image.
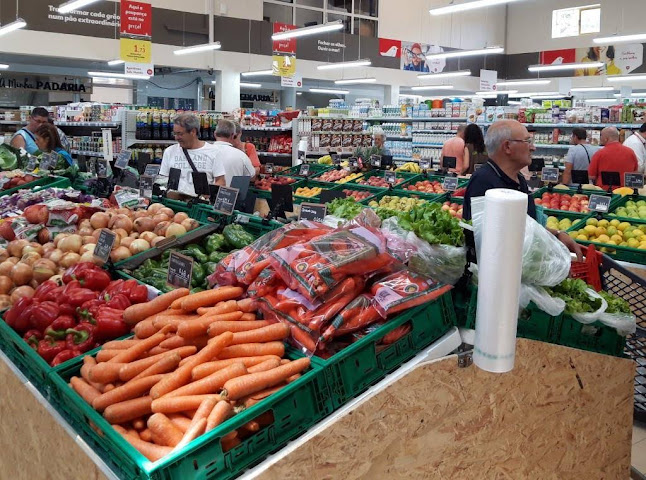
[598,291,631,314]
[208,251,228,263]
[398,203,464,247]
[184,244,208,263]
[374,207,400,221]
[204,262,218,275]
[205,234,227,254]
[0,145,18,171]
[326,197,363,220]
[191,263,206,288]
[223,224,255,249]
[544,278,601,314]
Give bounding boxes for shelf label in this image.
[625,172,644,189]
[299,163,310,176]
[541,167,559,183]
[97,159,109,178]
[93,229,117,264]
[443,177,459,191]
[114,150,132,170]
[139,175,154,199]
[213,186,239,215]
[474,163,484,171]
[385,171,397,185]
[589,194,611,213]
[419,158,430,170]
[349,157,359,168]
[144,163,161,178]
[319,189,347,204]
[265,163,274,174]
[114,189,140,208]
[25,155,38,172]
[332,154,341,166]
[370,155,382,167]
[167,252,194,289]
[299,202,327,222]
[167,168,181,191]
[102,129,114,161]
[39,152,57,172]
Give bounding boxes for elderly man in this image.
[589,126,638,189]
[212,120,256,186]
[373,132,391,156]
[463,119,582,260]
[10,107,50,154]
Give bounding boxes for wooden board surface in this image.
[253,339,634,480]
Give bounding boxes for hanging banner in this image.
[120,37,152,63]
[574,44,643,76]
[480,69,498,92]
[120,0,151,37]
[401,42,446,73]
[379,38,401,58]
[281,74,303,88]
[125,63,154,76]
[273,23,297,55]
[272,55,297,77]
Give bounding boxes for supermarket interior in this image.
[2,0,646,478]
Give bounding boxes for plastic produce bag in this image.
[471,197,571,287]
[597,312,636,336]
[518,284,566,316]
[570,288,607,324]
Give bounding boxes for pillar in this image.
[213,70,241,112]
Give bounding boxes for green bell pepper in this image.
[179,244,208,263]
[223,224,255,250]
[205,233,227,254]
[191,263,206,288]
[208,251,228,263]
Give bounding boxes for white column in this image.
[280,88,297,110]
[213,70,241,112]
[384,84,400,105]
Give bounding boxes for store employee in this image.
[463,120,583,261]
[159,113,225,199]
[10,107,50,154]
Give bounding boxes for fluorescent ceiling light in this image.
[173,42,221,56]
[496,79,551,87]
[475,89,518,95]
[58,0,100,14]
[508,101,522,105]
[309,88,349,94]
[240,82,262,88]
[296,92,303,96]
[426,47,504,60]
[241,70,273,77]
[570,86,615,92]
[585,98,617,103]
[607,75,646,83]
[107,59,124,66]
[531,94,567,99]
[430,0,521,16]
[0,18,27,37]
[508,91,561,98]
[335,77,377,85]
[272,20,343,41]
[614,92,646,97]
[0,64,8,69]
[411,85,455,91]
[399,94,426,99]
[417,69,471,80]
[529,62,603,72]
[594,33,646,45]
[318,59,371,70]
[211,80,217,84]
[89,71,150,80]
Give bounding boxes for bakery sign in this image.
[0,74,92,93]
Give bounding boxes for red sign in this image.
[539,49,576,66]
[273,23,297,55]
[379,38,401,58]
[120,0,152,38]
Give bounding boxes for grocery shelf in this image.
[412,130,456,134]
[386,135,413,140]
[412,143,443,147]
[301,131,370,135]
[0,120,27,125]
[534,144,570,149]
[300,116,467,122]
[57,121,121,127]
[256,152,292,157]
[243,126,292,131]
[129,139,175,145]
[477,122,642,129]
[70,150,104,157]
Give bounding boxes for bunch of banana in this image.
[396,162,421,173]
[318,155,332,165]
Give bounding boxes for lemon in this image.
[547,216,558,223]
[618,222,631,231]
[586,218,598,226]
[576,234,589,241]
[624,230,634,239]
[634,230,644,238]
[598,219,609,227]
[597,234,611,243]
[610,219,621,227]
[584,225,597,234]
[606,226,617,236]
[628,238,640,248]
[639,243,646,250]
[595,227,607,236]
[611,234,623,243]
[607,240,617,245]
[620,241,629,246]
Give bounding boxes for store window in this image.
[354,0,377,17]
[263,2,293,24]
[552,5,600,38]
[354,17,377,38]
[295,8,324,27]
[296,0,324,7]
[327,13,352,34]
[327,0,352,14]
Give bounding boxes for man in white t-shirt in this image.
[623,123,646,173]
[159,113,225,199]
[211,119,256,186]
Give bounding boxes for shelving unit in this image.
[477,122,643,129]
[70,150,104,157]
[241,121,294,167]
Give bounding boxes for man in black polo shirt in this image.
[464,119,582,260]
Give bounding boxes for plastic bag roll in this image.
[474,189,527,373]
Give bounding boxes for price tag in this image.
[589,194,611,213]
[114,150,132,170]
[443,177,459,191]
[168,168,181,191]
[144,163,160,178]
[541,167,559,183]
[332,154,341,166]
[213,186,239,215]
[25,155,38,172]
[114,189,140,208]
[102,128,113,161]
[87,158,97,176]
[319,189,347,204]
[167,251,194,289]
[420,158,430,170]
[349,157,359,168]
[139,175,154,199]
[93,228,117,264]
[571,170,589,185]
[265,163,274,174]
[474,163,484,171]
[370,155,382,167]
[385,171,397,185]
[442,156,457,169]
[97,159,109,178]
[299,164,310,176]
[299,202,327,222]
[625,172,645,189]
[191,171,210,196]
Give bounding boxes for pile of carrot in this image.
[68,286,310,462]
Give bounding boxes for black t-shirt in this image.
[463,159,536,221]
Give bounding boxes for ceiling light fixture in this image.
[296,92,303,96]
[417,69,471,80]
[88,71,150,80]
[0,18,27,37]
[614,92,646,97]
[411,85,455,91]
[318,59,371,70]
[430,0,521,16]
[607,75,646,83]
[0,64,9,69]
[240,82,262,88]
[475,89,518,95]
[58,0,100,14]
[531,94,567,99]
[528,62,603,72]
[496,79,551,87]
[334,77,377,85]
[585,98,617,103]
[508,91,562,98]
[594,33,646,45]
[309,88,349,94]
[107,59,125,66]
[570,86,615,92]
[241,70,273,77]
[173,42,221,56]
[272,20,343,41]
[426,47,504,60]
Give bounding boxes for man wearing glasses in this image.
[10,107,50,154]
[403,43,430,73]
[463,119,582,260]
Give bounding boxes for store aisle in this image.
[633,422,646,475]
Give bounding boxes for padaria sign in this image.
[0,74,92,93]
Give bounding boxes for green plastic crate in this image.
[292,179,344,204]
[607,194,646,221]
[277,164,334,177]
[333,184,386,204]
[556,315,626,356]
[250,177,304,199]
[362,189,448,208]
[348,170,422,189]
[318,293,456,409]
[47,347,332,480]
[0,175,71,197]
[189,203,231,224]
[230,212,284,238]
[533,186,620,216]
[398,174,469,197]
[151,196,192,214]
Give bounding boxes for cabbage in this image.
[0,145,18,171]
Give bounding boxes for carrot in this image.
[222,358,310,400]
[188,397,218,430]
[247,359,282,374]
[112,425,128,436]
[132,418,145,431]
[152,314,198,330]
[178,311,244,338]
[173,418,206,452]
[192,356,281,380]
[151,395,223,414]
[217,342,285,360]
[222,430,238,442]
[181,287,244,312]
[122,433,172,462]
[103,396,153,424]
[163,363,247,398]
[206,320,271,337]
[131,353,181,382]
[95,350,122,362]
[70,377,102,405]
[89,362,125,384]
[124,288,190,326]
[150,332,233,399]
[286,373,301,383]
[127,427,139,438]
[134,320,159,339]
[81,356,105,391]
[139,428,152,442]
[221,435,241,453]
[242,421,260,433]
[109,327,172,364]
[93,374,165,412]
[239,313,257,322]
[159,336,189,350]
[242,385,286,408]
[118,346,197,382]
[196,300,238,316]
[147,413,184,447]
[170,297,186,309]
[228,324,290,345]
[205,400,233,432]
[237,298,258,313]
[148,345,172,356]
[103,384,116,393]
[168,413,192,433]
[102,339,142,350]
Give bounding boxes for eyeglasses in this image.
[508,138,534,145]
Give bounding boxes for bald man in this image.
[589,126,638,190]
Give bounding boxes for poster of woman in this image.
[575,43,643,76]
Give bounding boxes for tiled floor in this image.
[633,422,646,476]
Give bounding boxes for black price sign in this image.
[299,202,327,222]
[589,194,611,213]
[139,175,154,199]
[97,159,109,178]
[349,157,359,168]
[299,164,310,176]
[443,177,459,191]
[625,172,644,189]
[168,168,181,191]
[385,171,397,185]
[25,155,38,172]
[114,150,131,169]
[144,163,161,178]
[332,154,341,166]
[571,170,589,185]
[474,163,484,171]
[541,167,559,183]
[442,156,457,169]
[93,228,117,264]
[265,163,274,174]
[167,251,194,289]
[370,155,382,167]
[319,189,347,204]
[191,172,210,196]
[213,186,239,215]
[420,158,430,170]
[87,158,97,176]
[39,153,56,171]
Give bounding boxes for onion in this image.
[159,207,174,218]
[58,234,82,253]
[78,226,94,237]
[33,259,56,283]
[134,217,155,233]
[90,212,110,229]
[0,248,8,263]
[0,262,15,277]
[23,244,44,256]
[0,276,13,294]
[116,207,131,216]
[0,294,11,310]
[79,244,96,256]
[154,221,169,236]
[152,213,170,224]
[166,223,187,238]
[11,286,34,303]
[140,232,156,244]
[151,236,166,247]
[80,251,97,264]
[0,222,15,241]
[92,229,102,242]
[49,275,63,286]
[148,203,164,214]
[47,249,64,265]
[60,252,81,268]
[23,204,48,224]
[54,234,70,248]
[29,279,39,290]
[79,219,92,230]
[120,237,134,249]
[181,218,200,232]
[134,210,149,219]
[110,246,131,262]
[83,236,96,245]
[37,228,51,244]
[42,243,55,255]
[7,239,28,258]
[20,252,41,267]
[130,232,139,239]
[113,228,129,240]
[129,239,151,255]
[11,262,33,286]
[6,257,19,265]
[173,212,189,223]
[109,214,133,233]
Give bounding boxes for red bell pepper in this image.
[33,280,61,302]
[101,279,124,299]
[65,323,95,353]
[59,280,82,305]
[105,293,131,310]
[64,263,111,291]
[23,329,42,350]
[128,284,148,304]
[77,298,105,322]
[95,306,129,340]
[66,288,98,308]
[37,338,66,363]
[29,301,60,332]
[59,303,76,318]
[50,349,79,366]
[4,297,33,333]
[44,315,77,340]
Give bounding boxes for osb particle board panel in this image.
[254,339,634,480]
[0,358,109,480]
